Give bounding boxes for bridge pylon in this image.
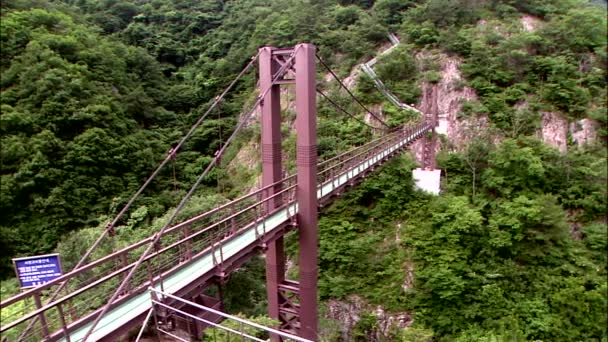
[414,86,442,195]
[259,43,319,341]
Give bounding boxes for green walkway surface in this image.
[61,127,428,342]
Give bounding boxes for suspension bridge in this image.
[0,43,437,342]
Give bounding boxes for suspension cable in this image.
[316,88,382,131]
[107,50,262,237]
[16,51,262,342]
[316,54,390,129]
[82,47,301,341]
[216,99,224,193]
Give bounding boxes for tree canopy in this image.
[1,0,606,340]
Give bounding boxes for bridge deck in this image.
[62,125,428,342]
[0,124,430,342]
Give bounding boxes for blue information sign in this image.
[13,254,63,289]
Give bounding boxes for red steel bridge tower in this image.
[0,42,437,342]
[421,87,439,170]
[259,43,319,340]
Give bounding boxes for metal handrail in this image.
[319,123,429,187]
[150,288,312,342]
[316,126,401,170]
[0,121,433,340]
[0,176,291,308]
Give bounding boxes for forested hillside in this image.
[0,0,394,278]
[1,0,606,340]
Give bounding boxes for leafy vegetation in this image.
[1,0,606,341]
[317,145,606,340]
[398,0,607,135]
[202,314,279,341]
[0,0,394,279]
[312,1,606,340]
[0,6,177,277]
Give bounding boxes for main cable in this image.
[316,88,382,131]
[16,51,262,342]
[316,54,390,129]
[82,47,301,341]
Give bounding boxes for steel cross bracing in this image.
[0,122,432,342]
[148,288,313,342]
[259,44,321,340]
[421,86,440,170]
[1,41,435,341]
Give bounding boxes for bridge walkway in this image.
[1,122,432,342]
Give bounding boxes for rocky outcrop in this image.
[435,58,481,146]
[538,112,599,152]
[364,104,386,126]
[570,118,599,147]
[342,68,361,91]
[412,56,482,164]
[402,260,414,292]
[326,296,412,342]
[520,15,542,32]
[326,296,365,340]
[540,111,569,153]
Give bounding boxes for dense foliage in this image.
[399,0,607,137]
[314,0,607,340]
[1,0,606,340]
[0,0,394,278]
[317,147,606,340]
[0,7,176,276]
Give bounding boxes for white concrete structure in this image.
[436,114,448,135]
[413,168,441,195]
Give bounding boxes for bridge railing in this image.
[149,288,312,342]
[317,122,430,187]
[0,175,298,341]
[0,121,432,341]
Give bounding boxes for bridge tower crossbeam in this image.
[259,43,319,341]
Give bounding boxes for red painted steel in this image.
[422,87,439,170]
[0,80,432,342]
[294,43,319,341]
[259,46,288,332]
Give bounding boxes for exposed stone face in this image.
[570,118,599,147]
[515,101,598,150]
[326,296,413,342]
[540,111,569,153]
[326,296,365,341]
[438,59,481,146]
[342,67,361,91]
[364,104,386,127]
[520,15,542,32]
[402,260,414,291]
[280,86,296,115]
[412,56,482,164]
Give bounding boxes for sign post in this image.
[12,254,63,289]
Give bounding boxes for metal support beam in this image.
[294,43,318,341]
[422,86,439,170]
[259,46,286,333]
